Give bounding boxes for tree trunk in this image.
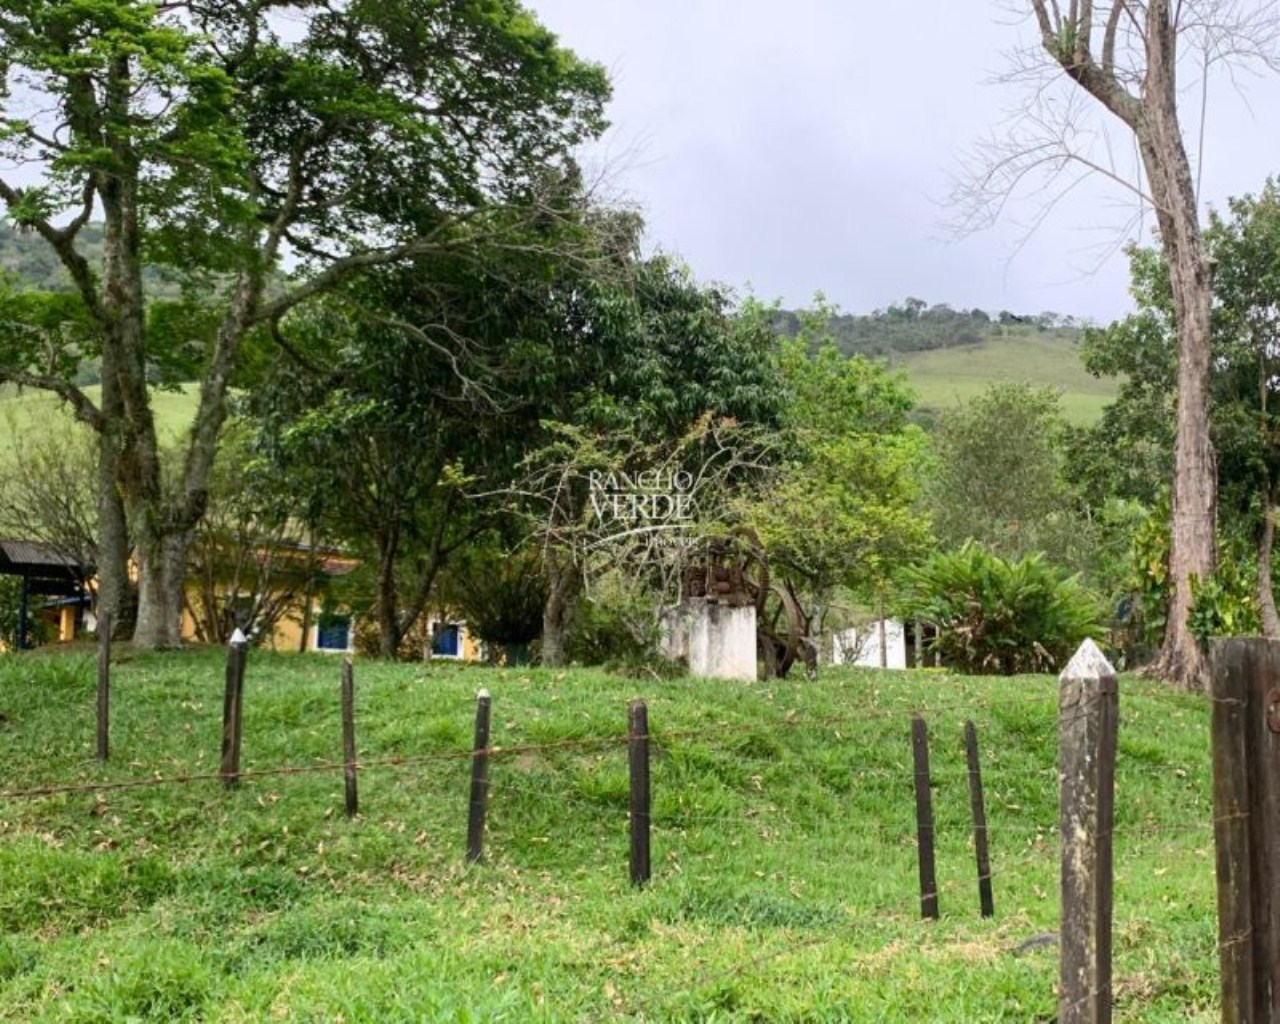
[541,555,580,668]
[1260,499,1280,639]
[1137,3,1216,692]
[132,528,188,648]
[95,412,131,639]
[376,529,402,660]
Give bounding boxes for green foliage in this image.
[770,297,1080,359]
[926,382,1075,559]
[0,575,22,649]
[1186,534,1262,648]
[440,544,546,650]
[901,543,1104,674]
[742,302,931,597]
[564,582,671,675]
[1074,181,1280,651]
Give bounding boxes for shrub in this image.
[901,543,1103,674]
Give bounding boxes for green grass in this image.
[897,332,1119,425]
[0,385,197,467]
[0,648,1217,1021]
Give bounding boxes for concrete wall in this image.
[831,619,907,669]
[686,600,757,681]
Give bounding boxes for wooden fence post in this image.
[1058,638,1118,1024]
[96,611,111,763]
[1209,638,1280,1023]
[629,700,651,887]
[220,629,248,789]
[964,719,994,918]
[912,714,938,920]
[341,658,358,819]
[466,689,491,864]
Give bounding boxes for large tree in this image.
[1079,181,1280,639]
[969,1,1279,689]
[0,0,608,647]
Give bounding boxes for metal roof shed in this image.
[0,540,92,649]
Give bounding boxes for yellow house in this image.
[180,546,483,660]
[0,537,481,661]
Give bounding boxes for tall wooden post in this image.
[466,689,492,864]
[629,700,651,887]
[341,658,358,818]
[1209,638,1280,1023]
[964,719,994,918]
[1058,638,1118,1024]
[96,611,111,762]
[912,714,938,920]
[220,629,249,789]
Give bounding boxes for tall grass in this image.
[0,647,1216,1021]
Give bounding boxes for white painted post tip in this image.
[1058,637,1115,682]
[477,688,490,700]
[230,627,248,645]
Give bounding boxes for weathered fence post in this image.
[1058,638,1118,1024]
[220,628,248,789]
[341,658,358,819]
[629,699,651,887]
[912,713,938,920]
[964,719,994,918]
[466,689,491,864]
[1209,638,1280,1023]
[96,611,111,763]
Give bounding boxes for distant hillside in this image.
[0,221,180,297]
[772,299,1117,425]
[772,298,1089,359]
[896,333,1117,425]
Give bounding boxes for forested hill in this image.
[0,221,179,297]
[771,298,1087,358]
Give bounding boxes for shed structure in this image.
[0,539,93,648]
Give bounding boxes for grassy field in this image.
[0,648,1217,1021]
[0,385,196,468]
[896,333,1118,425]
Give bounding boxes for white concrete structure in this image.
[663,599,757,681]
[831,619,907,669]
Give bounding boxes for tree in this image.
[0,422,99,586]
[927,383,1073,560]
[966,2,1280,689]
[742,310,931,607]
[249,287,499,661]
[0,0,608,647]
[183,423,329,646]
[1079,181,1280,639]
[507,254,782,665]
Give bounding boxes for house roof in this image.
[0,539,91,591]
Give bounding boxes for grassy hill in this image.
[0,384,198,466]
[0,649,1216,1021]
[895,331,1118,424]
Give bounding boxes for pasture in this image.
[0,648,1215,1021]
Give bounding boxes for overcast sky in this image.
[525,1,1280,324]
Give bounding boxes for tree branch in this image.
[0,177,106,325]
[0,368,104,431]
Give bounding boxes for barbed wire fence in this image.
[0,642,1222,1020]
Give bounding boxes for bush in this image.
[901,543,1103,674]
[565,576,682,677]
